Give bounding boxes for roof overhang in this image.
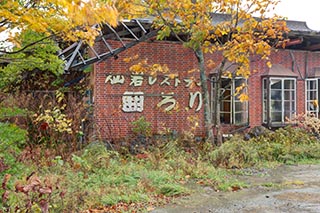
[262,64,299,77]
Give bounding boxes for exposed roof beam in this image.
[285,38,303,47]
[306,43,320,51]
[60,19,156,72]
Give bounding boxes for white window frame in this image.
[211,76,248,125]
[263,77,296,125]
[306,78,319,117]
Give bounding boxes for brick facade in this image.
[93,39,320,140]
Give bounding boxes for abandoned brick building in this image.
[61,14,320,140]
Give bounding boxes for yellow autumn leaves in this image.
[0,0,118,46]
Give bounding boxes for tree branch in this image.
[0,35,55,55]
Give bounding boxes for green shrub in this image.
[158,183,189,196]
[131,116,151,137]
[0,107,28,120]
[0,123,28,175]
[210,126,320,168]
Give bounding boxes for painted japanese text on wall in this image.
[105,73,203,112]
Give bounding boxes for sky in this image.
[275,0,320,30]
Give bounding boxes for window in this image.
[263,78,296,125]
[211,77,248,125]
[306,79,319,117]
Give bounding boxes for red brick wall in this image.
[93,40,320,140]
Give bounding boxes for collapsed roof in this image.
[59,13,320,72]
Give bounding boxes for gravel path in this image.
[151,164,320,213]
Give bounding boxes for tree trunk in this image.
[194,48,214,143]
[214,75,223,146]
[213,59,227,146]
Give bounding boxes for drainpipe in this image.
[305,52,309,78]
[290,50,304,80]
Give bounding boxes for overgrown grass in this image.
[1,125,320,211]
[0,139,238,212]
[210,126,320,168]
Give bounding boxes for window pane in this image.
[284,91,295,100]
[221,112,231,124]
[271,100,282,111]
[263,112,267,123]
[221,89,231,101]
[284,80,295,89]
[221,79,231,88]
[234,112,247,124]
[235,102,245,112]
[308,80,317,89]
[284,111,294,120]
[284,101,293,111]
[271,90,282,100]
[235,79,245,87]
[263,78,267,89]
[307,102,317,111]
[263,90,267,100]
[308,91,317,100]
[271,79,282,89]
[271,112,282,122]
[291,101,295,111]
[220,101,231,112]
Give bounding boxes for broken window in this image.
[211,77,248,125]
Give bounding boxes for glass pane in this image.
[284,101,292,111]
[284,80,294,89]
[234,112,247,124]
[271,112,282,122]
[308,91,317,100]
[263,90,267,100]
[271,79,282,89]
[235,79,245,87]
[263,78,267,89]
[308,80,316,90]
[284,91,295,100]
[307,102,317,111]
[292,101,295,111]
[220,101,231,112]
[221,112,231,124]
[271,90,282,100]
[221,89,231,101]
[235,102,245,112]
[221,79,231,88]
[284,111,294,120]
[271,101,282,111]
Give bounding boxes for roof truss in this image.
[58,19,156,73]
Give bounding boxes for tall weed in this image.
[210,126,320,168]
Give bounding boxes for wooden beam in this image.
[306,43,320,51]
[285,38,303,47]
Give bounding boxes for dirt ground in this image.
[151,164,320,213]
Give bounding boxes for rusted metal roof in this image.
[262,64,299,77]
[59,14,320,72]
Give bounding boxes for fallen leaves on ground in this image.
[83,195,172,213]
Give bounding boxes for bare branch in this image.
[0,35,55,55]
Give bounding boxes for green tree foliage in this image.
[0,30,63,91]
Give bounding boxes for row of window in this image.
[211,77,319,126]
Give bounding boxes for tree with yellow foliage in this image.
[0,0,119,90]
[0,0,118,52]
[120,0,288,144]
